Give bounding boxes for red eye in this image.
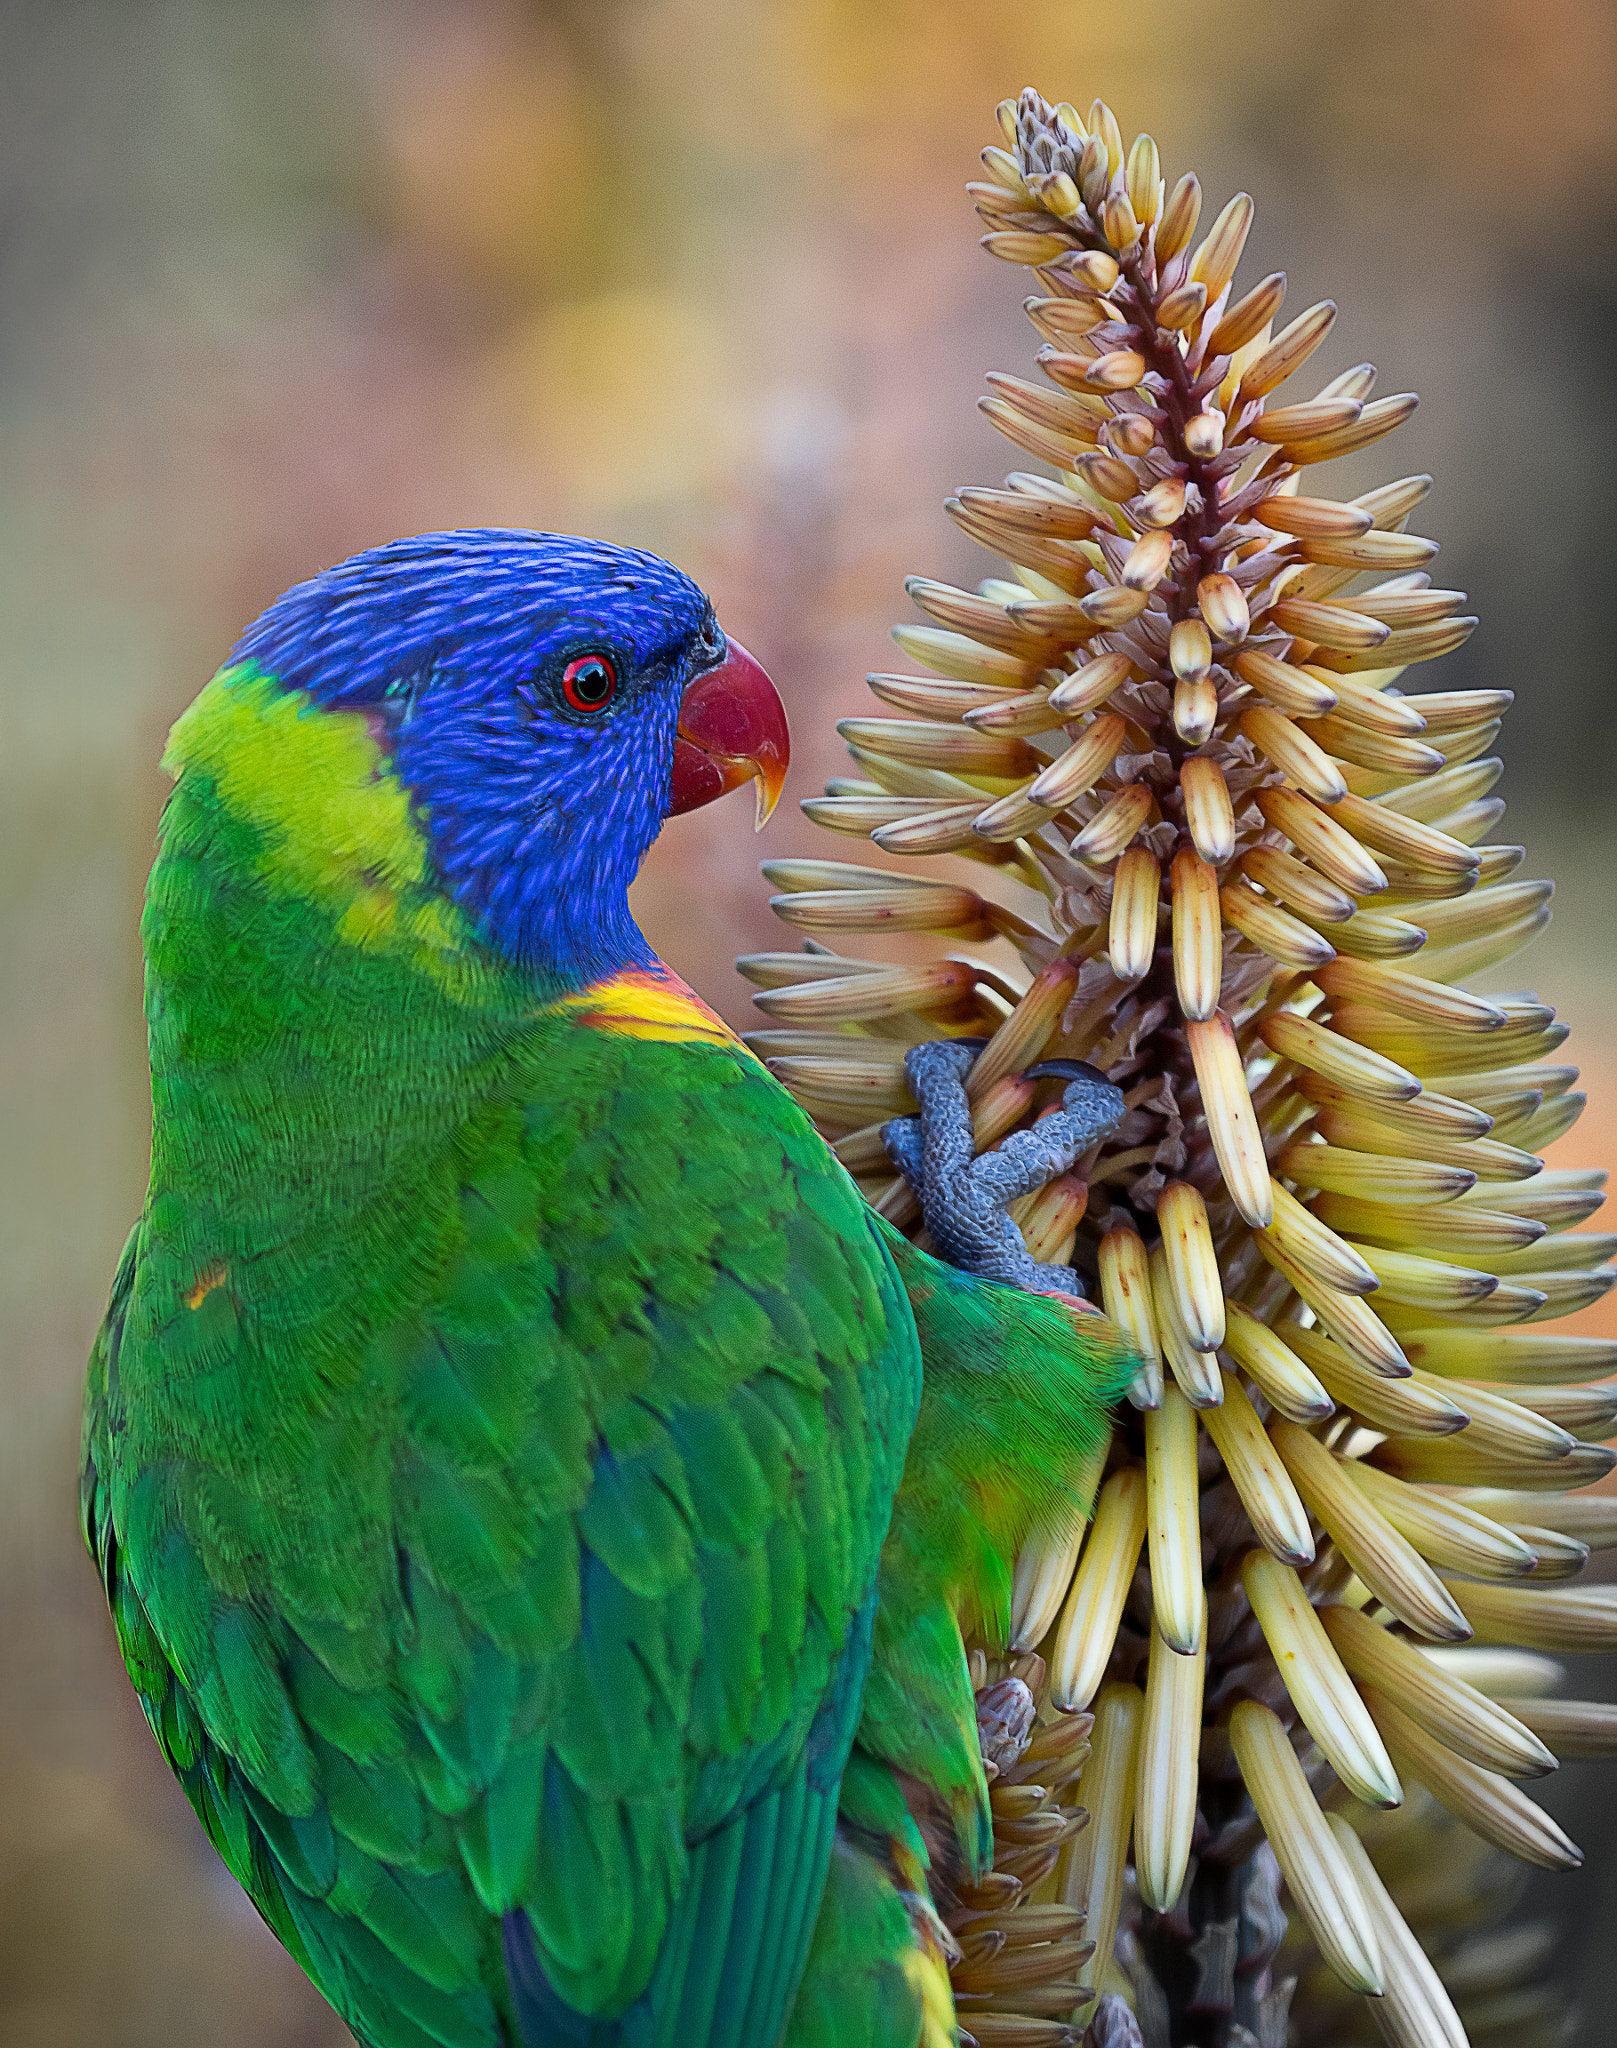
[562,652,618,711]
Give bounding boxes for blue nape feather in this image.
[232,529,723,991]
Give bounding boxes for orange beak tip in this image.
[754,758,788,830]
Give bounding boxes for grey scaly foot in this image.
[882,1038,1126,1297]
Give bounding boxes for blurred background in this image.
[3,1,1616,2041]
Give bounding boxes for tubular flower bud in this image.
[741,83,1613,2045]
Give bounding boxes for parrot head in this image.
[229,528,789,984]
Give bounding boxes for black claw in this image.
[1027,1064,1128,1167]
[879,1038,1128,1298]
[1026,1057,1111,1087]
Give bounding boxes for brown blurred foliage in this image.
[2,2,1615,2043]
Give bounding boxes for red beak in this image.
[668,637,790,829]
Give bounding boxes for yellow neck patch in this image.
[163,665,480,988]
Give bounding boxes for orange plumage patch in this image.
[569,964,757,1057]
[186,1266,228,1310]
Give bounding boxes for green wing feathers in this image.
[851,1226,1137,1882]
[881,1225,1137,1635]
[85,1029,919,2048]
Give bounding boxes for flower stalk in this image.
[742,84,1616,2048]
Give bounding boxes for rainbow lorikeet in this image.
[81,530,1133,2048]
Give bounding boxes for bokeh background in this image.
[4,2,1616,2042]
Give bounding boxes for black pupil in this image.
[571,659,612,704]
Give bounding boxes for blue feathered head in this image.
[233,528,786,986]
